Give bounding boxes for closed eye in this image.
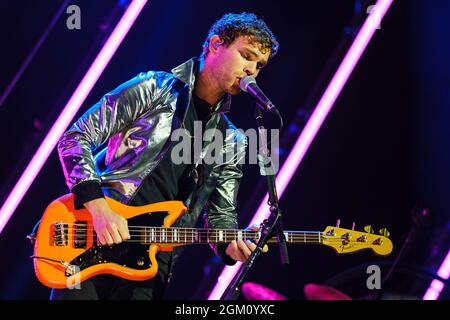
[240,52,251,60]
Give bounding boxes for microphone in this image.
[239,76,277,113]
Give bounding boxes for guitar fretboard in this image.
[138,227,323,245]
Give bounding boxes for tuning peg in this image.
[364,225,374,234]
[336,219,341,228]
[379,228,390,237]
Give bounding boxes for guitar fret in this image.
[284,231,289,243]
[143,227,148,244]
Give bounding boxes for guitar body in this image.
[33,194,187,289]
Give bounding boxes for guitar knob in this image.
[364,225,375,234]
[379,228,390,237]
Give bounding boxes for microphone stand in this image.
[220,105,289,300]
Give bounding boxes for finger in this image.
[97,233,105,246]
[118,220,130,240]
[247,240,268,254]
[235,249,246,261]
[225,240,236,256]
[246,240,257,252]
[108,226,123,244]
[245,224,259,231]
[104,231,115,245]
[227,241,245,261]
[237,240,252,259]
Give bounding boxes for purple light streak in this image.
[0,0,148,234]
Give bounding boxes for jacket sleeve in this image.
[57,71,164,207]
[206,127,247,265]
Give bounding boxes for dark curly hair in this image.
[201,12,279,59]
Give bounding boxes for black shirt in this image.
[129,94,212,207]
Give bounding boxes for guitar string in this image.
[54,223,378,236]
[52,225,381,243]
[60,222,351,232]
[54,231,352,239]
[52,235,378,245]
[57,225,365,235]
[55,229,376,239]
[56,230,376,241]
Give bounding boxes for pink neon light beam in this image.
[423,250,450,300]
[0,0,148,234]
[209,0,394,300]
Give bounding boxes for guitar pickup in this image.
[53,222,68,246]
[74,221,87,248]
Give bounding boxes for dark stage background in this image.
[0,0,449,300]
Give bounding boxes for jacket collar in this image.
[171,57,231,114]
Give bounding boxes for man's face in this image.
[208,35,271,95]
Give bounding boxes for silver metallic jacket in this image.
[57,58,247,260]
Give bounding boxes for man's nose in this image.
[244,63,258,76]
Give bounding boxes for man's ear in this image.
[209,35,224,53]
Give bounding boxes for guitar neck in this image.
[139,227,323,245]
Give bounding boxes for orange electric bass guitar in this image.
[29,194,393,289]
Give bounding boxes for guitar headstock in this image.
[321,225,393,256]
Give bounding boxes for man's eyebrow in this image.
[243,47,268,66]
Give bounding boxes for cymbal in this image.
[242,282,288,300]
[304,283,353,300]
